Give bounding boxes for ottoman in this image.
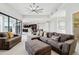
[25,40,51,55]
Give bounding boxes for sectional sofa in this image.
[0,32,21,50]
[40,32,77,55]
[26,30,77,55]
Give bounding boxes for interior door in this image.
[73,12,79,40]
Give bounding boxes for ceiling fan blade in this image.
[26,8,32,11]
[37,10,43,13]
[29,5,33,10]
[35,6,39,10]
[35,9,43,13]
[34,10,39,14]
[37,8,44,11]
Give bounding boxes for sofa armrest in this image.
[0,37,8,40]
[62,39,77,54]
[65,39,77,54]
[0,37,8,49]
[6,36,21,42]
[65,39,75,44]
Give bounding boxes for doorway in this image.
[73,11,79,40]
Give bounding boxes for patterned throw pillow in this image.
[51,35,60,41]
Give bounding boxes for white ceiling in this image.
[6,3,62,16]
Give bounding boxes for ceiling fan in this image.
[27,3,44,14]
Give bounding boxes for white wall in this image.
[38,22,49,32]
[49,10,66,33]
[22,17,49,24]
[58,3,79,34]
[22,15,49,24]
[0,3,22,20]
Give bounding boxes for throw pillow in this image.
[47,32,52,38]
[43,32,47,37]
[36,31,40,36]
[7,32,14,39]
[39,31,43,36]
[51,35,60,41]
[58,34,72,42]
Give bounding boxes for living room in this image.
[0,3,79,55]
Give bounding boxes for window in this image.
[0,12,22,35]
[16,20,22,35]
[3,15,9,32]
[10,18,16,34]
[57,17,66,33]
[0,14,8,32]
[0,14,3,32]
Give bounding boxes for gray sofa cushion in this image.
[62,43,69,54]
[0,32,8,37]
[52,32,74,42]
[25,40,51,55]
[47,39,63,50]
[25,41,34,54]
[58,34,74,42]
[52,32,60,36]
[40,37,51,43]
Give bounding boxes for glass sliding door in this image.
[3,15,9,32]
[0,14,8,32]
[16,20,22,35]
[0,12,22,35]
[9,18,22,35]
[9,18,16,34]
[0,14,3,32]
